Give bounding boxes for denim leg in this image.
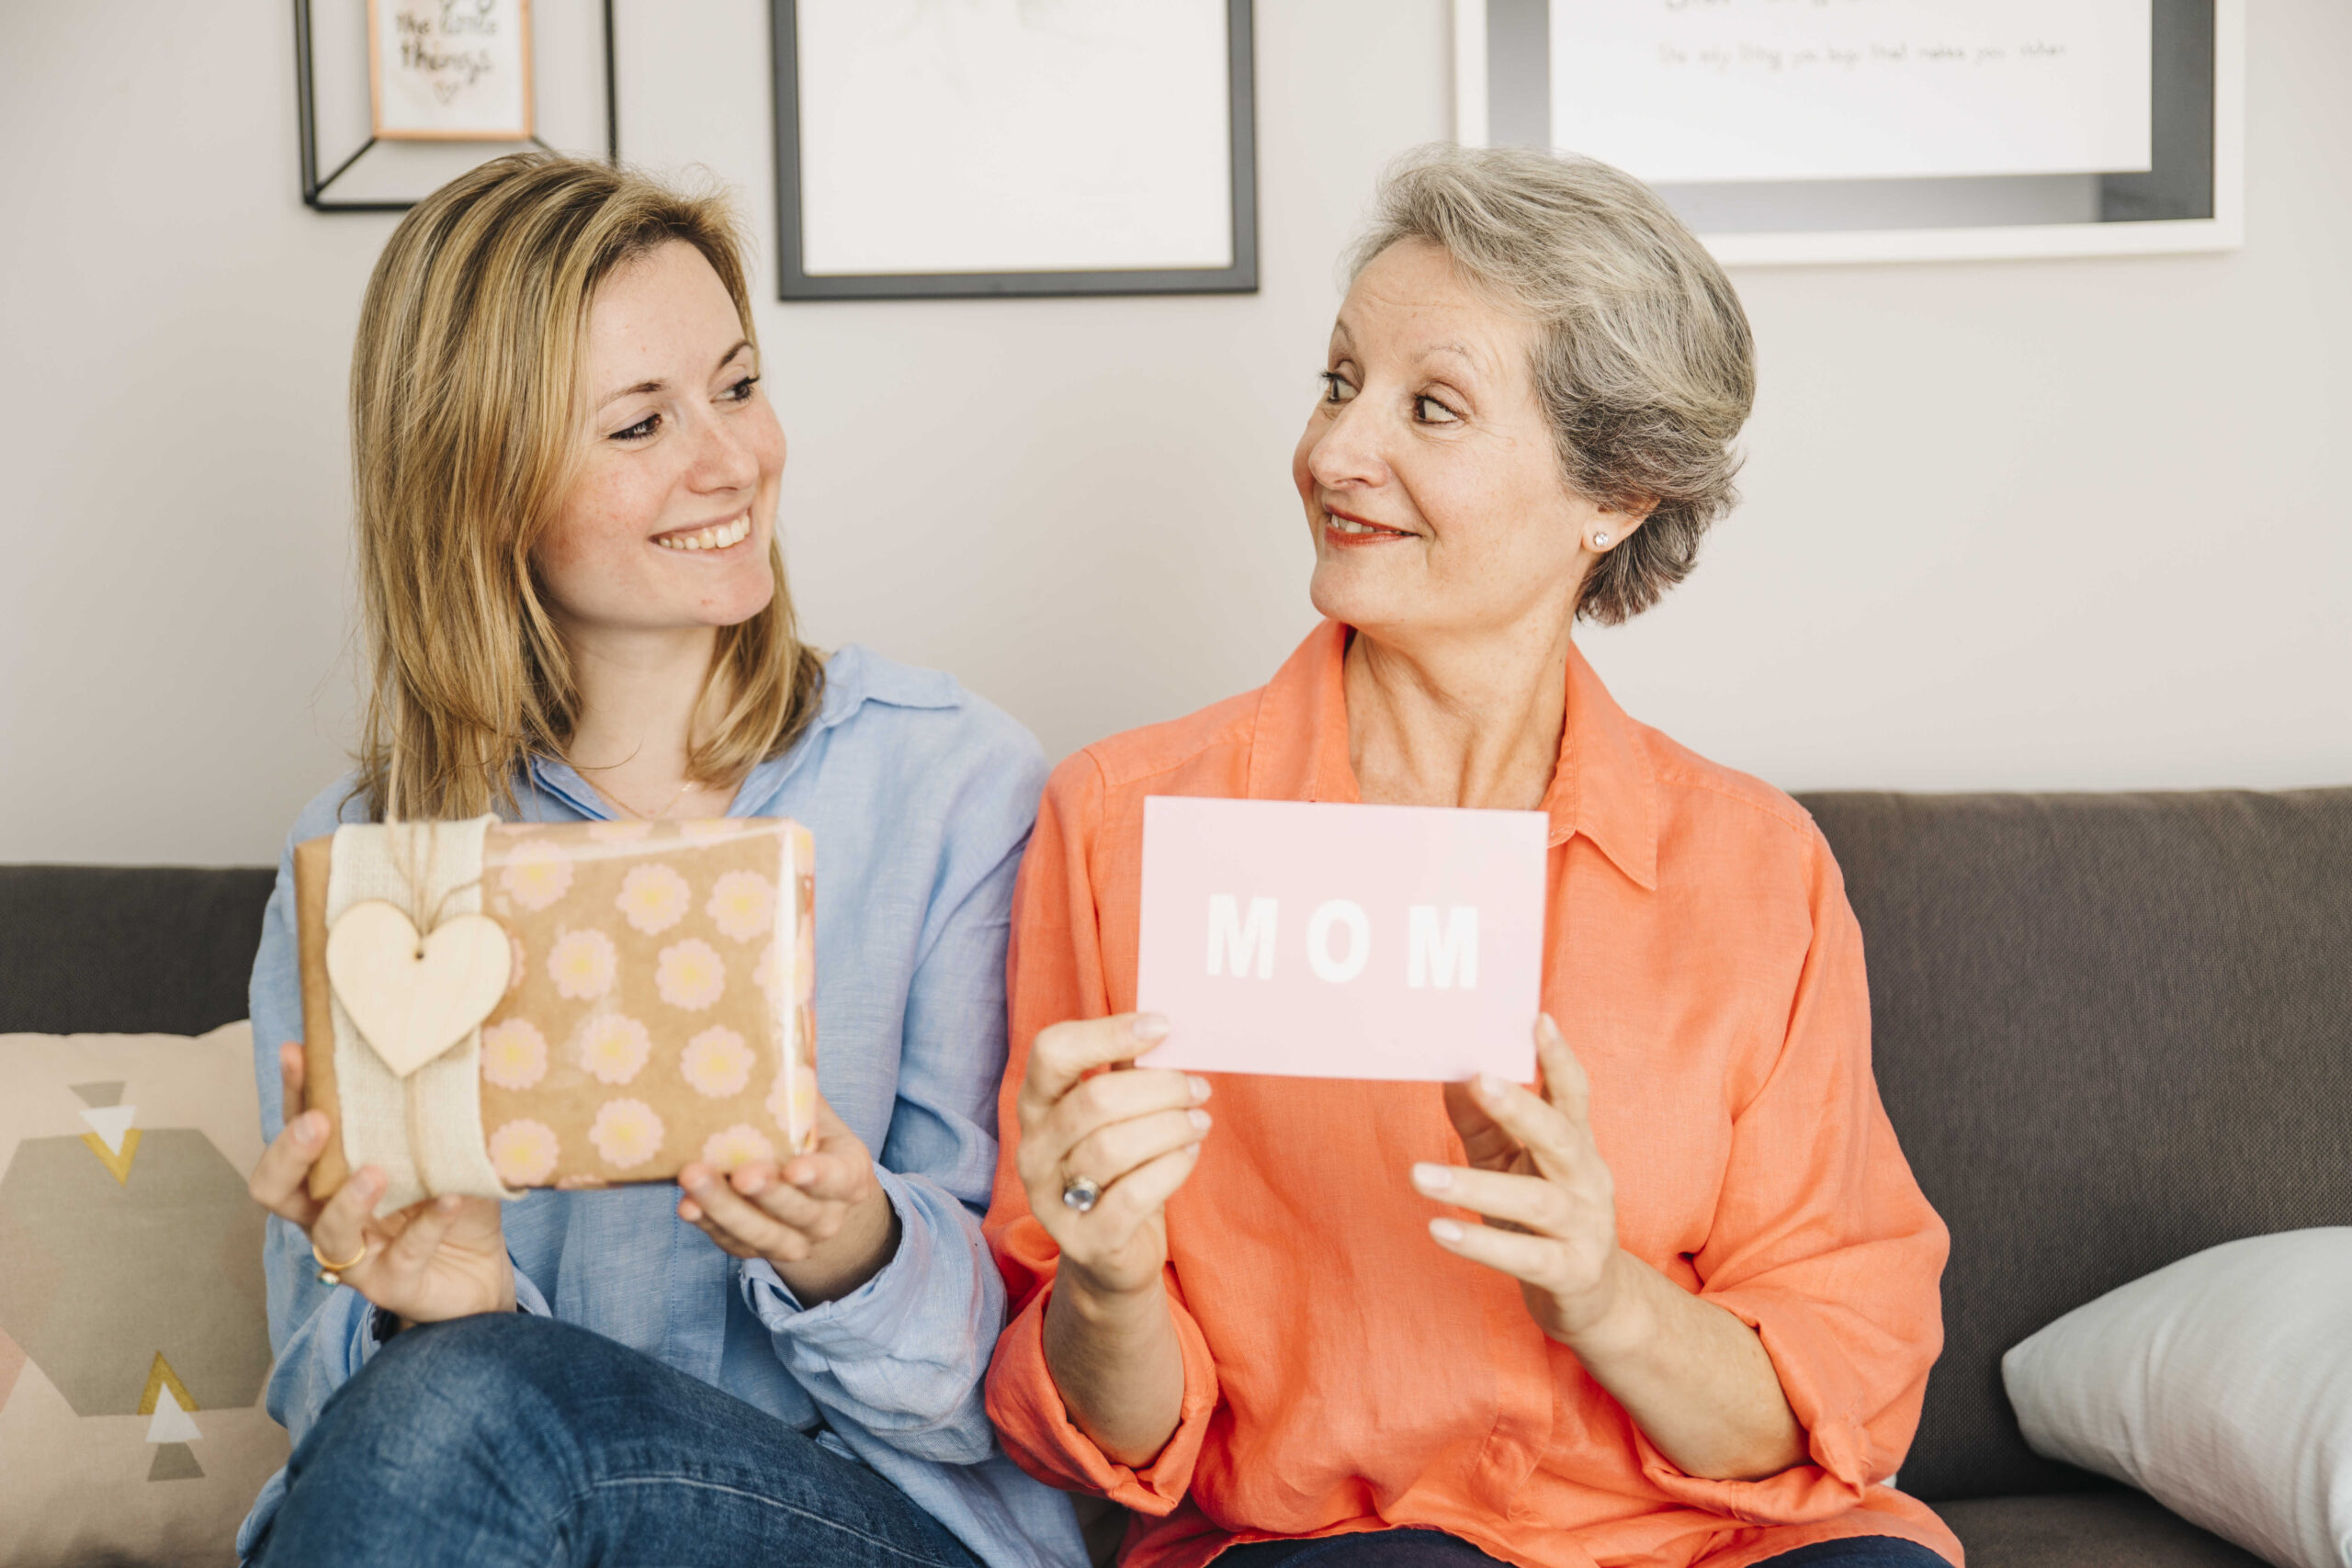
[1213,1532,1505,1568]
[1753,1539,1956,1567]
[1215,1532,1509,1566]
[254,1312,978,1568]
[1195,1530,1952,1568]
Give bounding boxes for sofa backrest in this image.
[0,864,275,1036]
[8,790,2351,1505]
[1800,787,2352,1502]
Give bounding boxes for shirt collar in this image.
[519,643,959,823]
[1247,619,1657,891]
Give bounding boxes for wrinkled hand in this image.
[247,1043,516,1325]
[676,1092,897,1304]
[1417,1014,1625,1345]
[1016,1014,1212,1303]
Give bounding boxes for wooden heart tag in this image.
[324,901,512,1078]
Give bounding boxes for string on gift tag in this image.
[379,814,490,1202]
[326,811,515,1208]
[382,817,489,949]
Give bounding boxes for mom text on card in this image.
[1204,896,1481,989]
[1135,797,1548,1083]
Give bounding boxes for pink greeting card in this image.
[1134,796,1549,1082]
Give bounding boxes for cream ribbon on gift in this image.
[325,817,520,1208]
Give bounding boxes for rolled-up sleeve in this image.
[982,754,1225,1512]
[744,717,1048,1466]
[989,1264,1222,1513]
[741,1165,1002,1462]
[1637,824,1949,1523]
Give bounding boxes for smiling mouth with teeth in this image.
[1324,508,1414,544]
[654,513,752,552]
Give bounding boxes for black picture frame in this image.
[1470,0,2235,260]
[293,0,618,214]
[769,0,1259,301]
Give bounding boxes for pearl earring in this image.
[1591,532,1611,548]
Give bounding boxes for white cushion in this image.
[2003,1228,2352,1568]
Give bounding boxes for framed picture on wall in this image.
[368,0,536,142]
[1456,0,2243,265]
[296,0,615,213]
[770,0,1258,300]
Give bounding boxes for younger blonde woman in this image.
[239,154,1086,1568]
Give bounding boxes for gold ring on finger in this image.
[1059,1174,1102,1213]
[311,1237,368,1286]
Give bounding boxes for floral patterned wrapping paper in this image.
[297,817,818,1194]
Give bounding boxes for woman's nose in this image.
[1306,400,1388,491]
[686,409,762,493]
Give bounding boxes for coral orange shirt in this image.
[984,622,1959,1568]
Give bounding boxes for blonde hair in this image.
[1350,145,1755,625]
[349,152,824,820]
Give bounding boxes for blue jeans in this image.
[1217,1529,1951,1566]
[250,1312,980,1568]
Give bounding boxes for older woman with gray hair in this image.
[980,146,1960,1568]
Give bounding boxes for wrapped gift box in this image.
[296,817,817,1201]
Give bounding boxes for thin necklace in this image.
[593,774,699,821]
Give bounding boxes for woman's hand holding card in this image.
[1015,1013,1212,1304]
[1417,1014,1629,1345]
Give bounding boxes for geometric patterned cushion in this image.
[0,1022,284,1567]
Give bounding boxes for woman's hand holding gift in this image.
[248,1043,516,1327]
[676,1092,899,1306]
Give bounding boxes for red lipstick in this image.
[1321,507,1416,549]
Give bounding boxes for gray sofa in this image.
[5,785,2346,1567]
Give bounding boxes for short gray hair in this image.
[1349,145,1755,625]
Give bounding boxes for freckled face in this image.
[533,240,784,637]
[1293,239,1610,646]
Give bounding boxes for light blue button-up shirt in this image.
[240,647,1089,1568]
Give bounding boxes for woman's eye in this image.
[1415,394,1461,424]
[611,413,660,442]
[1319,371,1357,404]
[724,374,760,403]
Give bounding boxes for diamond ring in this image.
[1060,1175,1102,1213]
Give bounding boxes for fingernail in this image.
[679,1200,701,1222]
[1412,1162,1452,1191]
[1430,1218,1464,1243]
[1188,1109,1213,1133]
[437,1195,462,1213]
[1132,1013,1170,1042]
[296,1113,324,1143]
[1187,1075,1213,1102]
[1477,1074,1509,1098]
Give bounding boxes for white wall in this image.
[2,2,2346,868]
